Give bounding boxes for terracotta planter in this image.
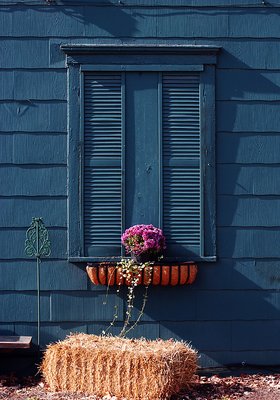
[86,262,197,286]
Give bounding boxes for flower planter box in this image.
[86,262,197,286]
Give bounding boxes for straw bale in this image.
[41,334,197,400]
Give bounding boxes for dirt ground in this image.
[0,371,279,400]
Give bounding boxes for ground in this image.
[0,370,279,400]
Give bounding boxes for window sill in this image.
[68,256,217,263]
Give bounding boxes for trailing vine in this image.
[102,259,152,337]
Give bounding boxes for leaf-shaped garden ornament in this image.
[24,218,51,348]
[25,217,51,258]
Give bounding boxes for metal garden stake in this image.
[25,218,51,348]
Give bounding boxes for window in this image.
[62,45,219,262]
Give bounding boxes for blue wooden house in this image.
[0,0,280,368]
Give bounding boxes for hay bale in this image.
[41,334,197,400]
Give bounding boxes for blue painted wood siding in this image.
[0,0,280,368]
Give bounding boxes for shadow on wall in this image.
[1,0,139,38]
[60,0,139,37]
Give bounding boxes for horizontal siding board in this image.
[0,198,66,227]
[0,102,66,132]
[0,134,66,164]
[213,39,280,70]
[51,292,123,322]
[0,324,14,335]
[217,70,280,101]
[228,11,280,38]
[0,229,67,259]
[0,71,66,100]
[218,227,280,258]
[87,322,160,339]
[232,321,280,351]
[197,290,280,320]
[1,0,278,5]
[15,323,87,347]
[196,259,280,290]
[0,293,50,322]
[217,133,280,164]
[0,8,223,38]
[218,165,280,195]
[0,166,67,196]
[131,286,197,322]
[0,39,50,68]
[217,196,280,227]
[2,8,280,39]
[199,350,280,368]
[217,102,280,132]
[160,321,231,351]
[123,322,160,339]
[0,261,87,291]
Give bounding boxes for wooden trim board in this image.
[0,336,32,349]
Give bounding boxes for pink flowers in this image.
[121,224,166,257]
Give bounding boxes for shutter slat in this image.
[163,73,201,250]
[83,73,122,254]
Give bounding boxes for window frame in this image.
[61,44,220,262]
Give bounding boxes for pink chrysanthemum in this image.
[121,224,166,256]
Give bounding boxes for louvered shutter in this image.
[162,73,201,257]
[83,73,123,256]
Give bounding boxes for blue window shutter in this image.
[162,73,201,258]
[83,73,123,256]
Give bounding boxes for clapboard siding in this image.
[0,134,66,164]
[129,287,280,321]
[218,196,280,227]
[2,0,280,5]
[0,229,67,259]
[196,260,280,290]
[0,198,67,227]
[219,228,280,258]
[0,261,87,291]
[217,133,280,164]
[0,293,50,322]
[0,166,67,196]
[217,102,280,132]
[200,351,280,368]
[0,39,50,68]
[231,321,280,350]
[160,321,231,351]
[12,322,159,345]
[50,291,124,322]
[0,102,67,132]
[2,8,280,39]
[218,165,280,195]
[217,70,280,101]
[0,0,280,369]
[196,290,280,320]
[11,320,280,350]
[0,70,66,100]
[14,323,87,346]
[128,286,197,322]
